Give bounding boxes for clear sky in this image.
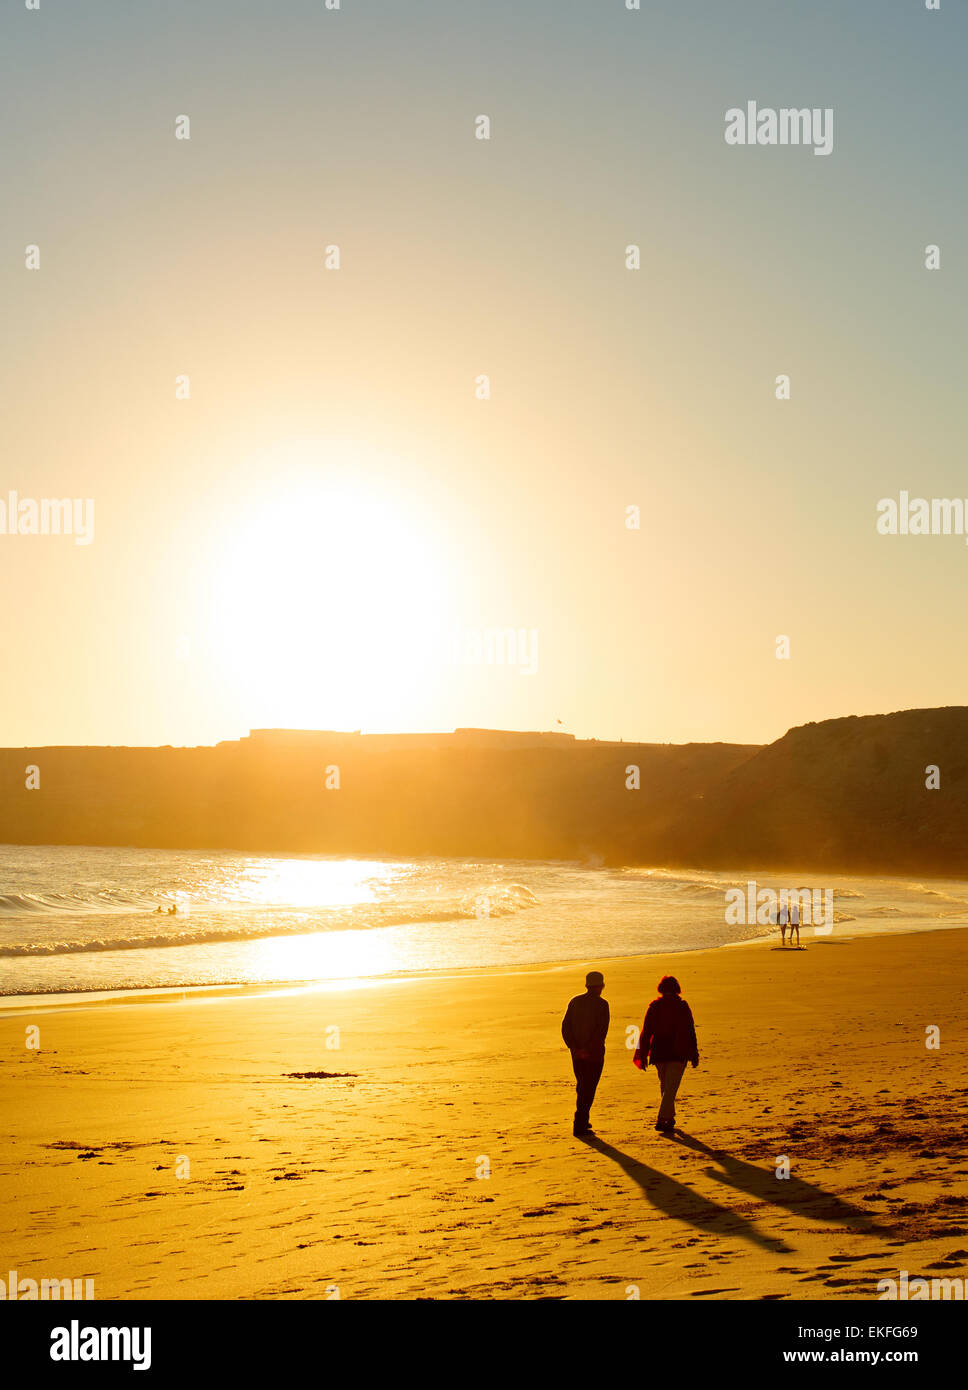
[2,0,965,747]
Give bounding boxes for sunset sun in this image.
[205,441,457,730]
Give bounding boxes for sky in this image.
[2,0,966,748]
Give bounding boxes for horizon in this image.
[1,697,962,752]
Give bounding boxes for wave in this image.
[0,888,163,916]
[458,882,538,916]
[0,884,540,958]
[622,869,867,901]
[622,869,751,897]
[904,883,968,905]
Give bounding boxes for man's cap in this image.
[585,970,604,986]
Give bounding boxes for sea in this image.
[1,844,966,1004]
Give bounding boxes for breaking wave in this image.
[0,884,540,958]
[0,888,162,916]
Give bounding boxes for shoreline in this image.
[3,910,965,1015]
[3,850,966,1017]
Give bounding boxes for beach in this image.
[3,924,967,1301]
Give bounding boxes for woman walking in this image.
[633,975,699,1133]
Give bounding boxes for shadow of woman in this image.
[671,1131,894,1239]
[582,1135,792,1253]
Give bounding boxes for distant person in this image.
[789,900,801,947]
[561,970,610,1137]
[778,900,789,945]
[634,975,699,1134]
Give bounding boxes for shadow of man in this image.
[672,1131,894,1239]
[583,1135,792,1253]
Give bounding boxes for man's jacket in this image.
[561,993,610,1055]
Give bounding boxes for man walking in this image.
[561,970,609,1137]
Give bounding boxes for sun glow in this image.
[220,856,400,909]
[204,441,458,730]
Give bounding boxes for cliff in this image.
[2,708,966,875]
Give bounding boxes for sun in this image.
[203,439,457,730]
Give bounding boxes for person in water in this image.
[634,975,699,1134]
[561,970,610,1137]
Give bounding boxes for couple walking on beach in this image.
[561,970,699,1137]
[776,900,801,946]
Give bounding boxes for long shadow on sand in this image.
[672,1131,894,1240]
[583,1135,792,1253]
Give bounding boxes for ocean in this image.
[1,844,966,1002]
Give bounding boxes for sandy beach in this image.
[3,925,967,1302]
